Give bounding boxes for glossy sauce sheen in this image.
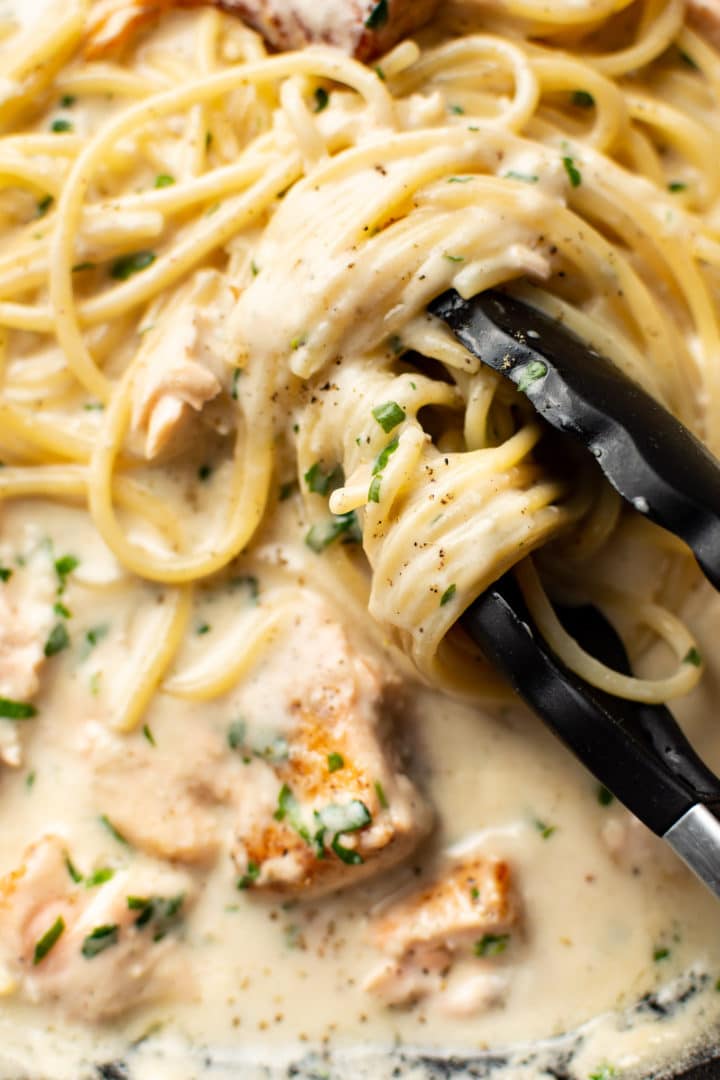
[1,3,720,1079]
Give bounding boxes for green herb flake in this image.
[0,698,36,720]
[110,250,156,281]
[231,574,260,602]
[517,359,548,394]
[290,334,307,351]
[89,671,102,697]
[142,724,156,747]
[85,624,109,650]
[305,511,362,553]
[684,646,702,667]
[128,893,184,940]
[504,170,539,184]
[572,90,595,108]
[65,855,83,884]
[589,1065,617,1080]
[653,946,670,962]
[534,819,556,839]
[154,173,175,188]
[374,65,386,81]
[99,814,129,846]
[72,261,95,273]
[331,836,364,864]
[231,367,243,400]
[372,401,406,434]
[37,194,53,217]
[51,118,73,133]
[54,554,79,594]
[368,475,382,504]
[563,155,582,187]
[54,601,71,618]
[83,401,105,411]
[205,130,213,149]
[304,462,345,497]
[440,583,457,607]
[470,886,480,901]
[715,976,720,992]
[327,752,345,773]
[474,932,510,957]
[364,0,388,30]
[227,719,247,751]
[0,566,12,582]
[449,104,465,115]
[374,780,389,809]
[279,480,297,501]
[314,87,329,112]
[372,436,400,476]
[668,181,687,192]
[25,770,36,789]
[597,784,614,806]
[81,924,119,958]
[60,94,76,108]
[33,916,65,965]
[196,622,211,636]
[678,48,699,70]
[85,867,115,888]
[44,622,69,658]
[237,860,261,890]
[448,176,473,183]
[444,252,465,263]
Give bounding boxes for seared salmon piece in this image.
[688,0,720,48]
[364,854,519,1006]
[232,612,432,896]
[0,835,194,1021]
[85,0,440,61]
[130,271,237,461]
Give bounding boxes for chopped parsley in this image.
[517,359,548,393]
[364,0,388,30]
[196,622,211,635]
[237,861,261,890]
[33,916,65,965]
[0,566,12,582]
[231,574,260,602]
[54,601,71,618]
[60,94,76,108]
[25,770,36,789]
[444,252,465,263]
[81,924,119,958]
[127,893,184,940]
[572,90,595,108]
[142,723,156,747]
[440,583,457,607]
[72,261,95,273]
[589,1066,617,1080]
[597,784,614,806]
[372,401,406,433]
[0,698,36,720]
[678,47,699,70]
[85,624,109,650]
[653,946,670,962]
[37,194,53,217]
[314,87,329,113]
[448,104,465,115]
[231,367,243,399]
[368,476,382,504]
[304,461,345,496]
[668,181,687,192]
[332,837,364,865]
[474,932,510,957]
[562,155,582,187]
[51,118,73,133]
[227,719,247,751]
[534,819,556,839]
[279,480,297,501]
[65,855,83,884]
[327,752,345,773]
[367,435,400,504]
[290,334,307,350]
[84,867,115,888]
[44,622,69,657]
[54,554,79,594]
[684,646,702,667]
[154,173,175,188]
[110,250,156,281]
[305,511,361,553]
[374,780,389,809]
[504,170,539,184]
[99,814,129,846]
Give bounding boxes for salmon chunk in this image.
[231,610,432,896]
[688,0,720,48]
[85,0,440,61]
[130,270,237,460]
[0,835,194,1021]
[364,854,519,1007]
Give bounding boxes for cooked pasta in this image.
[0,0,715,723]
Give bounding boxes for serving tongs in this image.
[429,288,720,901]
